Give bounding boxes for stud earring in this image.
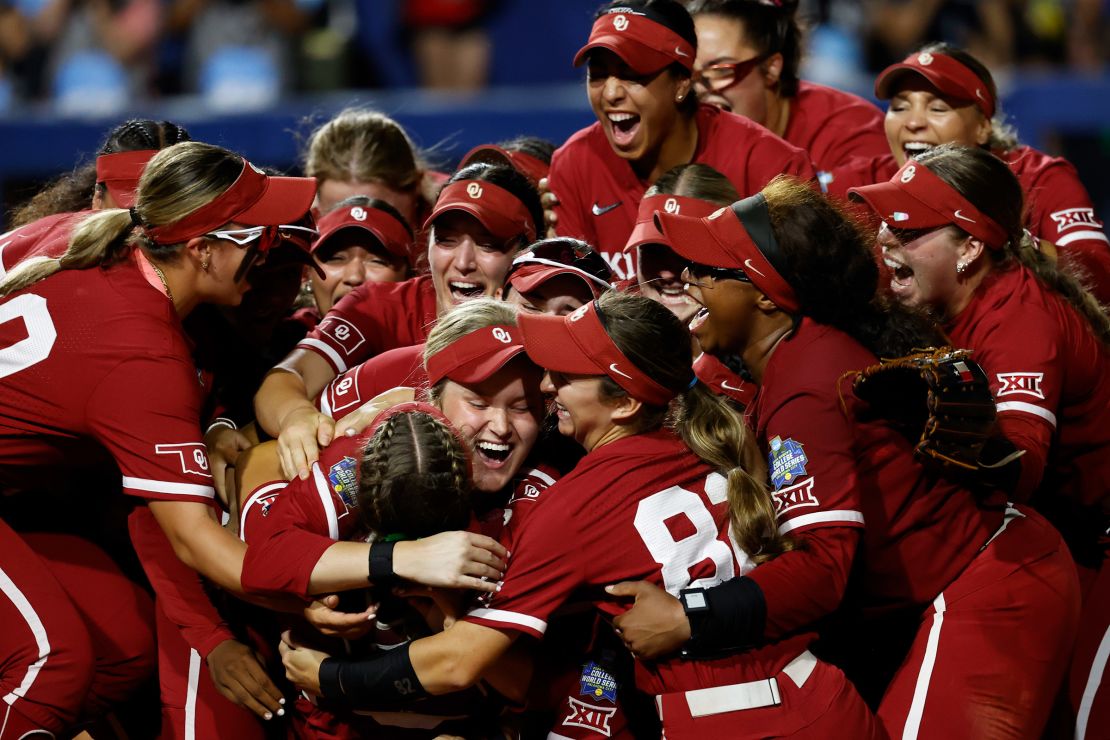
[956,260,968,275]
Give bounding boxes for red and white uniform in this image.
[466,430,879,739]
[945,263,1110,738]
[0,211,83,274]
[754,319,1078,739]
[549,105,816,280]
[782,81,888,177]
[317,345,426,419]
[296,275,438,374]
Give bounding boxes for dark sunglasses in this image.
[685,262,752,286]
[693,53,773,94]
[510,241,614,286]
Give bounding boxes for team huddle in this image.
[1,1,1107,739]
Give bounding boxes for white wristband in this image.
[206,417,238,435]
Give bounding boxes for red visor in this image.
[460,145,550,187]
[848,159,1009,248]
[96,150,157,209]
[144,160,316,245]
[313,203,413,261]
[574,8,695,75]
[656,196,801,314]
[519,301,675,406]
[875,51,995,119]
[425,324,527,386]
[624,194,723,252]
[424,180,537,244]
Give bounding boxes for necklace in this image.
[151,263,174,306]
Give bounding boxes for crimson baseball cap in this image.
[96,149,157,209]
[848,158,1009,248]
[425,324,528,386]
[655,194,801,313]
[573,5,696,76]
[460,144,550,187]
[875,51,995,119]
[312,203,413,261]
[624,193,724,253]
[424,179,538,244]
[518,301,675,406]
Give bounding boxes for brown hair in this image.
[645,162,740,203]
[593,290,791,564]
[687,0,804,97]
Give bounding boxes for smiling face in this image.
[310,233,409,314]
[885,79,991,167]
[437,358,545,493]
[692,14,771,122]
[586,50,690,165]
[681,268,760,356]
[637,243,699,323]
[541,370,621,452]
[878,222,969,314]
[428,211,518,316]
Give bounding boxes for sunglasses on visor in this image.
[203,224,319,282]
[510,241,613,285]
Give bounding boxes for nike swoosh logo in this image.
[743,258,766,277]
[592,201,621,216]
[674,47,689,58]
[720,380,744,392]
[609,363,633,380]
[954,210,976,223]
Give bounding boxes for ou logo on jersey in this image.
[900,165,916,183]
[155,443,211,476]
[350,207,367,221]
[491,327,513,344]
[466,182,483,199]
[613,14,628,31]
[334,324,350,340]
[335,377,354,395]
[663,198,680,214]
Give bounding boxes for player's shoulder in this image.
[1000,145,1077,183]
[796,81,883,117]
[551,122,609,175]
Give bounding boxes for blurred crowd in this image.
[0,0,1105,113]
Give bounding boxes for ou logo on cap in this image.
[900,164,916,183]
[491,327,512,344]
[917,52,934,66]
[664,198,680,214]
[466,182,483,199]
[569,304,589,322]
[350,206,367,221]
[613,14,628,31]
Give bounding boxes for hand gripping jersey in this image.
[0,235,214,504]
[296,274,438,374]
[466,430,812,696]
[317,344,427,420]
[782,81,888,177]
[548,105,815,281]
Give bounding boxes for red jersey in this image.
[317,344,427,419]
[751,319,1000,613]
[0,212,84,273]
[783,82,887,176]
[296,274,438,374]
[549,105,816,281]
[466,430,809,696]
[946,264,1110,510]
[0,240,214,504]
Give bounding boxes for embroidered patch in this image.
[562,697,617,737]
[328,456,359,508]
[579,661,618,702]
[768,436,808,491]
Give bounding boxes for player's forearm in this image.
[307,541,373,595]
[255,368,314,437]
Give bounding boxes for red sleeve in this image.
[85,357,216,505]
[742,136,816,192]
[316,345,426,421]
[296,283,385,374]
[127,506,234,659]
[240,466,343,599]
[548,141,595,246]
[498,464,560,550]
[746,526,860,639]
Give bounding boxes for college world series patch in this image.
[579,661,618,702]
[768,436,807,490]
[328,456,359,508]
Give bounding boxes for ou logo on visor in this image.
[900,165,916,184]
[492,327,513,344]
[467,183,483,199]
[664,198,680,214]
[569,304,589,322]
[613,14,628,31]
[350,206,367,221]
[917,52,934,66]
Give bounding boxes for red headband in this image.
[519,301,676,406]
[424,179,537,244]
[425,324,527,387]
[96,150,157,209]
[460,145,550,186]
[848,159,1010,248]
[313,203,413,260]
[144,159,316,245]
[625,193,724,252]
[656,195,802,314]
[574,8,695,75]
[875,51,995,119]
[366,401,473,480]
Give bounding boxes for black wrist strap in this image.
[318,642,428,704]
[683,577,767,658]
[368,541,397,583]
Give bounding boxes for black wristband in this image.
[368,541,397,583]
[318,642,429,704]
[681,577,767,659]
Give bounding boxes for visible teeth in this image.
[903,142,932,153]
[450,281,481,291]
[883,258,904,270]
[609,113,635,122]
[477,441,510,453]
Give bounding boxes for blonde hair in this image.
[423,298,519,403]
[0,142,244,298]
[304,109,433,197]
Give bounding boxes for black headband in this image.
[730,193,794,286]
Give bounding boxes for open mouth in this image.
[689,307,709,333]
[449,280,485,302]
[902,141,933,161]
[608,112,641,148]
[702,95,732,113]
[654,283,693,306]
[883,256,915,293]
[553,400,570,421]
[474,440,512,467]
